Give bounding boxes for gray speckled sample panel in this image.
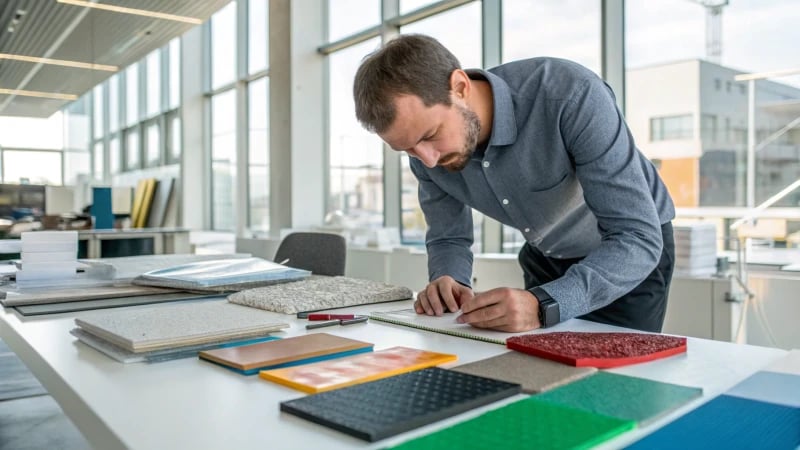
[227,276,413,314]
[74,300,288,352]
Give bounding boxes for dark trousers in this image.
[517,222,675,332]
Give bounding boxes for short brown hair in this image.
[353,34,461,133]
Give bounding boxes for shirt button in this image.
[502,199,509,205]
[524,228,530,233]
[545,250,551,255]
[483,161,490,168]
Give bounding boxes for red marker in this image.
[307,313,357,321]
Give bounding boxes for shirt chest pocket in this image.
[525,172,584,228]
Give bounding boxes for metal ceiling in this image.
[0,0,230,117]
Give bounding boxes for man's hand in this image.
[456,287,541,332]
[414,275,474,316]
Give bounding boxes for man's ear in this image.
[449,69,471,100]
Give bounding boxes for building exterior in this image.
[627,59,800,208]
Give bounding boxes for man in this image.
[353,34,675,333]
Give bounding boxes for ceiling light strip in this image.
[56,0,203,25]
[0,88,78,101]
[0,53,117,72]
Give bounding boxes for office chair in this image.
[273,232,347,276]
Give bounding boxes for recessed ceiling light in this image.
[57,0,203,25]
[0,88,78,101]
[0,53,117,71]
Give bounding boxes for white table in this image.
[0,299,788,450]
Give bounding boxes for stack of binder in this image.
[16,231,78,286]
[673,223,718,277]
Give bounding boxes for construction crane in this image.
[688,0,729,64]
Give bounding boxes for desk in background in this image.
[77,228,190,259]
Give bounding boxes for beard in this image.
[440,104,481,173]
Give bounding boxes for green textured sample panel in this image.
[388,397,635,450]
[534,371,702,424]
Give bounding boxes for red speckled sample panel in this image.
[506,332,687,368]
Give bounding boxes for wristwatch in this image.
[530,287,560,328]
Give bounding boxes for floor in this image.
[0,338,89,449]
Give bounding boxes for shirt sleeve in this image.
[409,159,474,287]
[537,76,664,320]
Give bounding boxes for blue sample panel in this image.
[626,394,800,450]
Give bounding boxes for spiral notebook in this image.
[368,308,530,345]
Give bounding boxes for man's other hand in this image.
[457,287,541,332]
[414,275,474,316]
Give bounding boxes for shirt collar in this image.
[466,68,518,148]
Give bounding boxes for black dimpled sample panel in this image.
[280,367,522,442]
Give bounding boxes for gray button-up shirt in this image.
[409,57,675,321]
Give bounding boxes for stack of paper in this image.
[132,257,310,292]
[673,223,718,277]
[72,300,289,355]
[16,231,79,286]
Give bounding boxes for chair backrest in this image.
[273,232,347,276]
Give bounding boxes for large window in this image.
[93,85,104,139]
[248,77,269,232]
[248,0,268,74]
[503,0,601,72]
[168,39,181,109]
[327,0,380,42]
[211,1,237,89]
[108,75,120,133]
[125,64,139,127]
[63,97,91,186]
[146,50,162,118]
[109,137,120,175]
[124,128,140,170]
[3,150,62,185]
[327,39,384,230]
[211,90,237,231]
[145,121,161,167]
[0,113,68,185]
[651,114,694,141]
[401,3,482,69]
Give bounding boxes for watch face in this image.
[539,299,559,328]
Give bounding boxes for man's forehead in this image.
[381,95,428,147]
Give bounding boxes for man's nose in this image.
[413,144,438,168]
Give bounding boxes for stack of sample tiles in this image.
[16,231,79,286]
[71,300,289,362]
[673,223,718,277]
